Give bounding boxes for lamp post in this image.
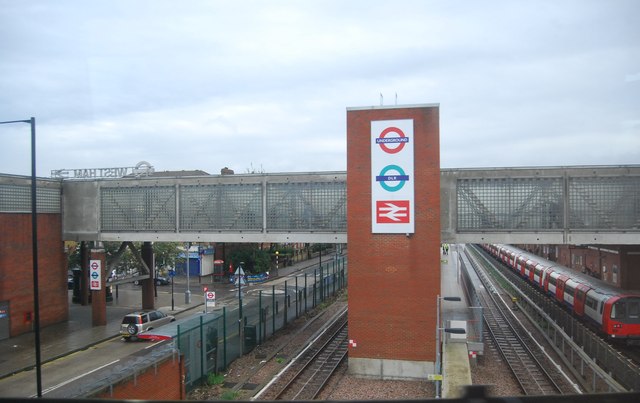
[0,117,41,397]
[435,295,463,399]
[185,242,191,304]
[238,261,245,354]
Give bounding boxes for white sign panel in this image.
[89,260,102,290]
[371,119,415,233]
[205,291,216,308]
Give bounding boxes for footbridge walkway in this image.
[1,165,639,245]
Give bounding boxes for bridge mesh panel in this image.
[180,183,262,231]
[569,176,640,230]
[457,177,563,230]
[266,181,347,231]
[0,184,60,213]
[100,186,176,231]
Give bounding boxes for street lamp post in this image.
[0,117,41,397]
[435,295,463,399]
[185,242,191,304]
[238,261,245,354]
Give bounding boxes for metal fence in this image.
[175,256,348,391]
[455,251,484,351]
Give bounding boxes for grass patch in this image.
[220,390,241,400]
[207,372,225,386]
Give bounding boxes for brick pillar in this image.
[346,104,440,380]
[80,241,89,306]
[141,241,155,310]
[90,246,107,326]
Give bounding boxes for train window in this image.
[611,300,627,319]
[565,285,575,297]
[585,295,597,310]
[549,276,556,286]
[628,299,640,323]
[611,301,624,319]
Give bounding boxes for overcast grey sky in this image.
[1,0,638,177]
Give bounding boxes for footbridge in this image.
[1,165,639,245]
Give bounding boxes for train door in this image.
[556,275,569,303]
[525,261,535,282]
[546,271,557,296]
[515,256,525,275]
[574,284,590,317]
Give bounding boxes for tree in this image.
[228,245,271,274]
[66,241,182,275]
[153,242,182,271]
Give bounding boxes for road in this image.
[0,257,338,397]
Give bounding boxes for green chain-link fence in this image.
[177,256,348,391]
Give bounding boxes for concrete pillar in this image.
[141,241,155,310]
[346,104,440,380]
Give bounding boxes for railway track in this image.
[469,244,640,392]
[255,309,348,400]
[468,248,564,395]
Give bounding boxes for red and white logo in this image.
[376,200,410,223]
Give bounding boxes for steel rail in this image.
[273,311,348,400]
[467,248,563,395]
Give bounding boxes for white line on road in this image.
[35,359,120,397]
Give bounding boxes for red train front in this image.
[602,295,640,341]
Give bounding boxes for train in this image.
[481,244,640,344]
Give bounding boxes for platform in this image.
[440,244,473,398]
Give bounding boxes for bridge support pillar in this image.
[346,104,440,380]
[79,241,90,306]
[141,241,155,310]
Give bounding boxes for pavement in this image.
[440,244,474,398]
[0,257,322,381]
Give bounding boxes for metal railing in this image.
[175,257,348,391]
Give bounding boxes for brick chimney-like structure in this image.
[346,104,440,379]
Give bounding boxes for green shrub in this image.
[207,372,225,386]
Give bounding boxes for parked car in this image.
[133,273,170,286]
[155,276,170,285]
[120,310,175,341]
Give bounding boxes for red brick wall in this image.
[539,245,640,289]
[0,213,67,336]
[621,247,640,290]
[347,105,440,362]
[94,354,184,400]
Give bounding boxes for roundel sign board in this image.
[371,119,415,234]
[89,260,102,290]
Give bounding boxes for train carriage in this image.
[481,244,640,343]
[523,259,536,282]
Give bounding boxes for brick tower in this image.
[346,104,440,379]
